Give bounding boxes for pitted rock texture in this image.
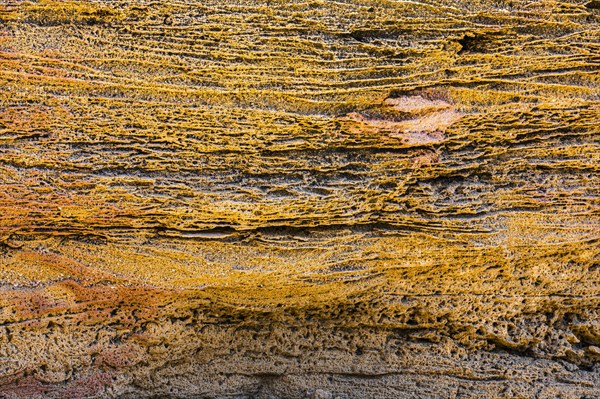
[0,0,599,398]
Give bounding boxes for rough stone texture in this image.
[0,0,599,398]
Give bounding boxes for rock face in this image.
[0,1,599,398]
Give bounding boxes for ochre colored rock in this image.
[0,0,599,398]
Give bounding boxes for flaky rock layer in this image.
[0,0,599,398]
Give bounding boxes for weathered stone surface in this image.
[0,0,599,398]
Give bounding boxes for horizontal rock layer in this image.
[0,0,599,398]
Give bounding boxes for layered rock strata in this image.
[0,0,599,397]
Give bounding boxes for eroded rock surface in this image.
[0,0,599,398]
